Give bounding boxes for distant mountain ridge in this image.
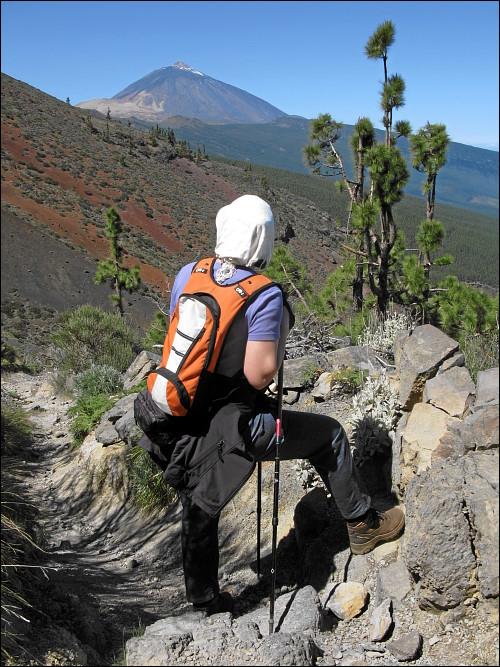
[77,64,498,218]
[76,62,287,124]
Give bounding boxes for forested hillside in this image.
[142,115,499,219]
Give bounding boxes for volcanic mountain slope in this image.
[76,61,288,124]
[1,73,342,328]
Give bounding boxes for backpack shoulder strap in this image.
[180,258,274,306]
[177,257,293,328]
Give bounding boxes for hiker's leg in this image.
[249,409,371,520]
[179,492,220,605]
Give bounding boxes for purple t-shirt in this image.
[170,260,285,377]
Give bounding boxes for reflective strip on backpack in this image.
[150,296,208,414]
[150,373,172,415]
[168,296,208,371]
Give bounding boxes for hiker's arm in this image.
[244,340,278,390]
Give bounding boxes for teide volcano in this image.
[76,61,288,124]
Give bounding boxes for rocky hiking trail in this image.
[3,371,189,665]
[3,370,498,666]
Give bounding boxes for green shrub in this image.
[142,311,169,350]
[349,371,402,466]
[432,276,498,339]
[127,446,177,512]
[1,405,33,456]
[51,304,140,374]
[74,364,122,400]
[1,340,18,372]
[68,394,115,447]
[1,341,34,375]
[331,368,368,395]
[462,331,499,383]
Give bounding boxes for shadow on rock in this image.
[233,487,350,616]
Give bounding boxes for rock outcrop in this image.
[83,324,498,666]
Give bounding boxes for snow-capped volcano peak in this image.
[172,61,204,76]
[77,62,287,124]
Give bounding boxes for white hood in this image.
[215,195,274,269]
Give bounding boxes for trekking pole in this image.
[269,363,284,635]
[257,461,262,578]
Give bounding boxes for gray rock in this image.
[398,324,460,411]
[123,350,161,391]
[375,561,413,606]
[125,603,320,666]
[386,631,422,661]
[126,632,193,666]
[423,365,475,418]
[232,620,261,644]
[369,597,393,642]
[95,421,121,446]
[311,371,335,401]
[440,401,500,456]
[393,329,411,368]
[126,613,203,666]
[114,407,143,446]
[107,394,137,421]
[325,345,384,374]
[256,632,319,665]
[437,352,466,374]
[244,586,322,637]
[401,459,477,610]
[283,389,300,405]
[283,356,324,389]
[462,450,500,598]
[476,367,499,405]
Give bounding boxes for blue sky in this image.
[1,1,499,151]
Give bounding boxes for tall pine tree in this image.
[94,207,141,316]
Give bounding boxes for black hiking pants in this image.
[180,407,370,605]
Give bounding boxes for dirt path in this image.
[3,372,192,664]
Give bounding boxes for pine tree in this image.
[403,123,452,320]
[105,107,111,141]
[94,207,141,316]
[85,111,93,132]
[304,20,411,315]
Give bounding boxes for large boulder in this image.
[396,325,460,411]
[324,345,384,374]
[401,458,477,610]
[462,451,499,598]
[126,587,322,666]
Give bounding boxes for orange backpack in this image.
[138,258,275,431]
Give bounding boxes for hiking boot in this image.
[193,591,234,616]
[347,506,405,555]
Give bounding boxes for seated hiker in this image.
[139,194,405,615]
